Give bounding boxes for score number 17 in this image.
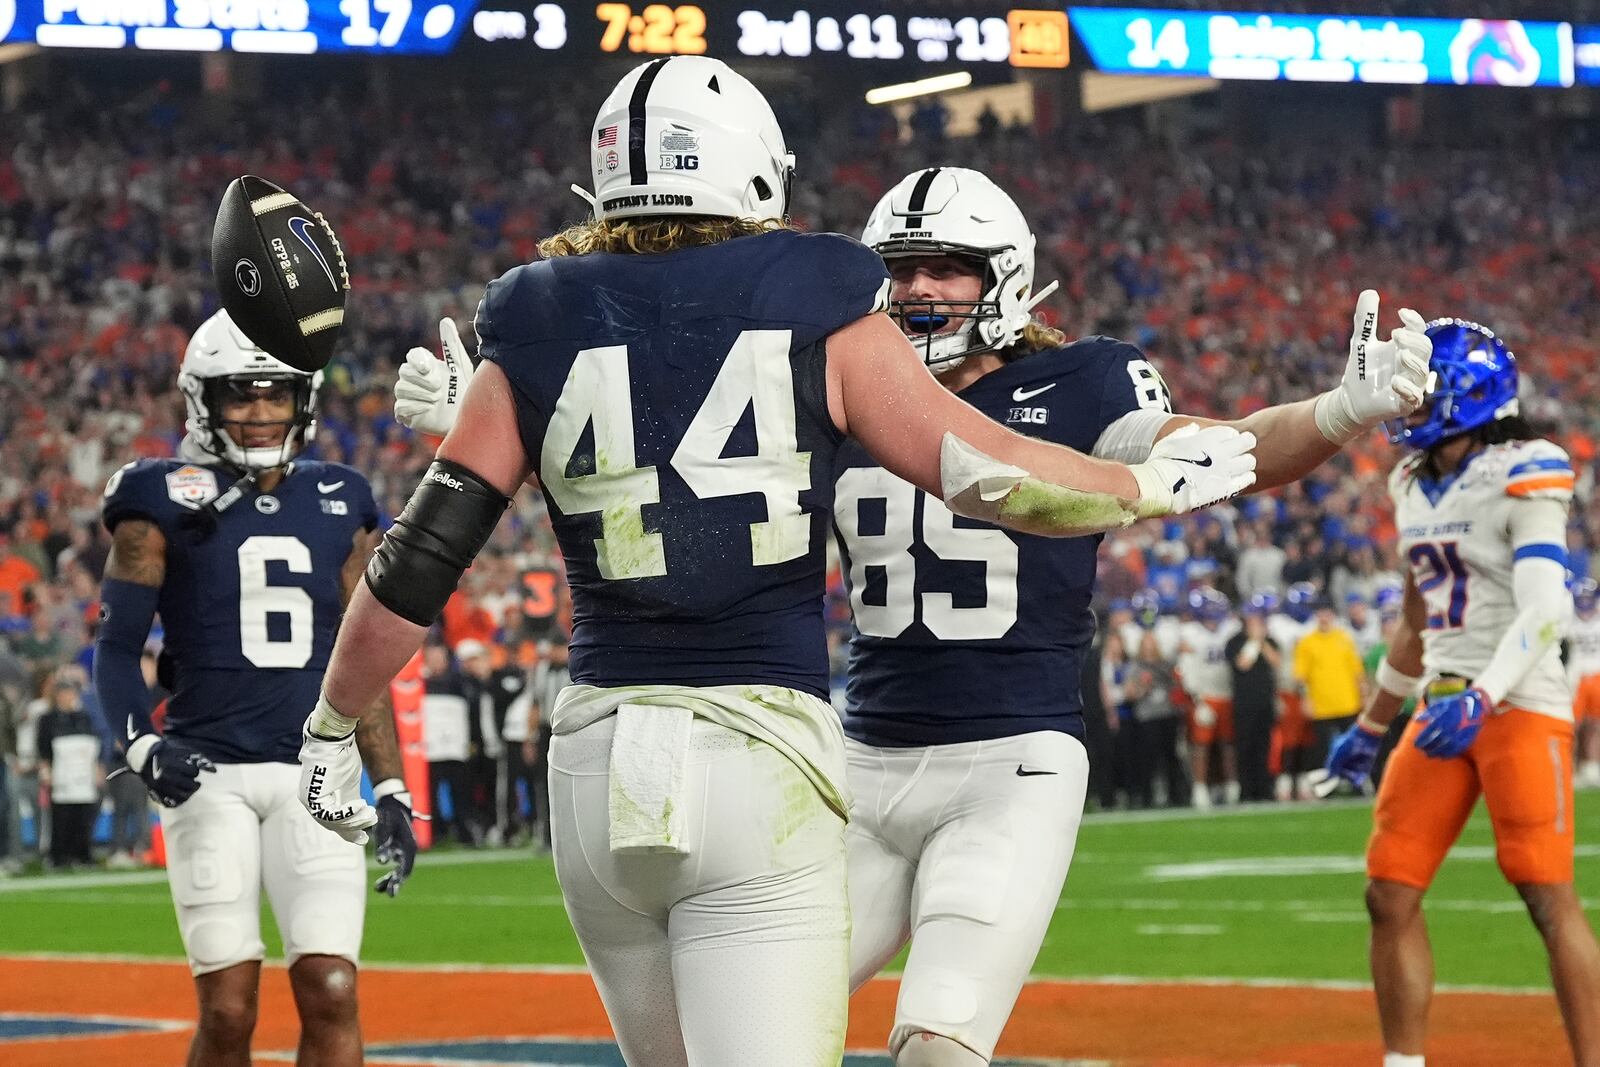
[342,0,412,46]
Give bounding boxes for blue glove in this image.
[126,735,216,808]
[1307,719,1385,797]
[371,779,423,897]
[1413,687,1491,759]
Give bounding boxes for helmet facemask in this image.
[185,373,318,472]
[882,242,1025,369]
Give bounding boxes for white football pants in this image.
[846,730,1089,1062]
[549,712,849,1067]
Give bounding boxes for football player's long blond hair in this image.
[539,216,789,258]
[1012,317,1067,356]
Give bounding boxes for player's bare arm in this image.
[826,312,1257,535]
[300,361,525,840]
[1145,291,1431,491]
[337,527,406,785]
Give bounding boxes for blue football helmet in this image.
[1244,591,1278,617]
[1286,581,1319,623]
[1130,588,1161,629]
[1574,577,1598,616]
[1189,587,1231,624]
[1375,584,1404,617]
[1387,318,1518,452]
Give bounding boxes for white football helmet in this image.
[585,56,794,223]
[177,310,322,471]
[861,167,1057,369]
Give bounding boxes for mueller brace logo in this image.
[429,469,465,491]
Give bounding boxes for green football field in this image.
[4,798,1597,990]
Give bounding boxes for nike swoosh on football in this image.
[288,216,340,291]
[1016,765,1057,777]
[318,480,345,493]
[1012,383,1057,402]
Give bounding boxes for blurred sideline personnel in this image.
[834,167,1429,1067]
[1566,578,1600,787]
[1178,587,1240,808]
[1317,320,1600,1067]
[308,57,1258,1067]
[93,311,417,1067]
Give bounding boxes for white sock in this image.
[1223,779,1241,804]
[1383,1053,1425,1067]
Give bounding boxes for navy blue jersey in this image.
[101,458,379,763]
[835,336,1171,746]
[477,230,889,699]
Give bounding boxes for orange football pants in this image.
[1369,707,1575,889]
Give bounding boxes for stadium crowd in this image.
[1,74,1598,868]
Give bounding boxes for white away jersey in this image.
[1178,619,1239,700]
[1391,439,1574,719]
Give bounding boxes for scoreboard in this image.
[0,0,1071,64]
[0,0,1580,91]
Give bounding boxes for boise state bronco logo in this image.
[1450,20,1542,87]
[164,465,219,510]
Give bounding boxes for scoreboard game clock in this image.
[0,0,1075,64]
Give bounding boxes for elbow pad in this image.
[365,458,510,627]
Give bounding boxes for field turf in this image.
[4,796,1596,990]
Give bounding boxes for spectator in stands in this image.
[0,535,41,622]
[35,671,101,868]
[1294,600,1367,784]
[1344,592,1382,656]
[1234,523,1286,598]
[1227,602,1282,803]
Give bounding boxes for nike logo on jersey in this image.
[1012,383,1057,402]
[1016,765,1057,777]
[318,480,345,493]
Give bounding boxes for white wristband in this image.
[125,733,159,774]
[307,694,361,740]
[1375,659,1423,701]
[372,777,407,801]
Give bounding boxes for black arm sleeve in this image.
[364,458,511,627]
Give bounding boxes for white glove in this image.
[1130,423,1258,518]
[298,697,377,846]
[393,317,475,437]
[1314,289,1432,445]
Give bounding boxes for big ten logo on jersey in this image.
[320,498,348,516]
[1008,406,1048,426]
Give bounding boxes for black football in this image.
[211,175,350,373]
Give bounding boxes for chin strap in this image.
[1023,279,1060,314]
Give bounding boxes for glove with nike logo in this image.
[394,317,474,437]
[125,734,216,808]
[1129,423,1258,517]
[1413,686,1491,759]
[1314,289,1432,445]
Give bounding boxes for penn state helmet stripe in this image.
[902,167,942,229]
[628,58,672,186]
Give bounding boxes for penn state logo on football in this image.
[234,259,262,297]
